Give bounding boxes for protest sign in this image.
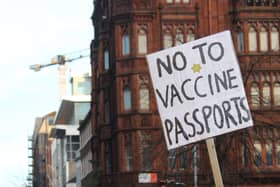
[146,30,253,150]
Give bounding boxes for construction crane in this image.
[29,54,89,98]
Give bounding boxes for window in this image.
[242,143,249,166]
[75,102,90,123]
[66,136,80,161]
[254,140,262,167]
[247,0,253,6]
[104,50,109,70]
[237,31,244,52]
[138,28,147,54]
[167,0,189,3]
[271,27,279,51]
[105,143,112,173]
[164,32,173,49]
[187,29,195,42]
[266,140,273,166]
[125,134,133,171]
[105,100,110,123]
[122,34,130,55]
[277,141,280,165]
[255,0,261,6]
[272,0,278,6]
[263,82,271,107]
[251,83,260,108]
[248,27,257,52]
[168,149,176,169]
[141,132,152,170]
[179,149,188,170]
[124,85,132,110]
[274,82,280,106]
[260,27,268,52]
[139,85,149,110]
[77,77,91,95]
[175,29,184,46]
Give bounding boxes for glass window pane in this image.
[180,151,188,169]
[254,141,262,167]
[72,143,80,151]
[124,86,131,110]
[266,141,273,166]
[75,102,90,123]
[274,83,280,106]
[166,0,172,3]
[164,33,173,49]
[72,136,79,142]
[251,83,260,107]
[242,143,249,166]
[183,0,190,2]
[168,149,176,169]
[263,83,271,106]
[140,86,149,110]
[126,145,133,171]
[277,141,280,165]
[271,27,279,51]
[237,31,244,52]
[175,30,184,46]
[104,50,109,70]
[122,35,130,55]
[249,27,257,51]
[138,30,147,54]
[187,30,195,42]
[105,101,110,122]
[260,27,268,51]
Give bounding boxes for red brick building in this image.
[91,0,280,186]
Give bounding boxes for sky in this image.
[0,0,93,186]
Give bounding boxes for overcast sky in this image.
[0,0,93,186]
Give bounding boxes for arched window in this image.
[263,82,271,107]
[274,82,280,106]
[141,132,152,170]
[247,0,253,6]
[272,0,278,6]
[237,30,244,52]
[260,27,268,52]
[266,140,273,166]
[277,140,280,166]
[175,29,184,46]
[187,29,195,42]
[163,31,173,49]
[138,28,147,54]
[124,134,133,171]
[254,140,262,167]
[271,27,279,51]
[124,85,131,110]
[139,85,150,110]
[242,143,249,166]
[122,34,130,55]
[255,0,261,6]
[248,26,257,52]
[104,49,109,70]
[168,149,176,170]
[251,82,260,108]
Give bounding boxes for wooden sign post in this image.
[206,138,224,187]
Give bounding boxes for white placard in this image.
[146,31,253,150]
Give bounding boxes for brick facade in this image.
[91,0,280,186]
